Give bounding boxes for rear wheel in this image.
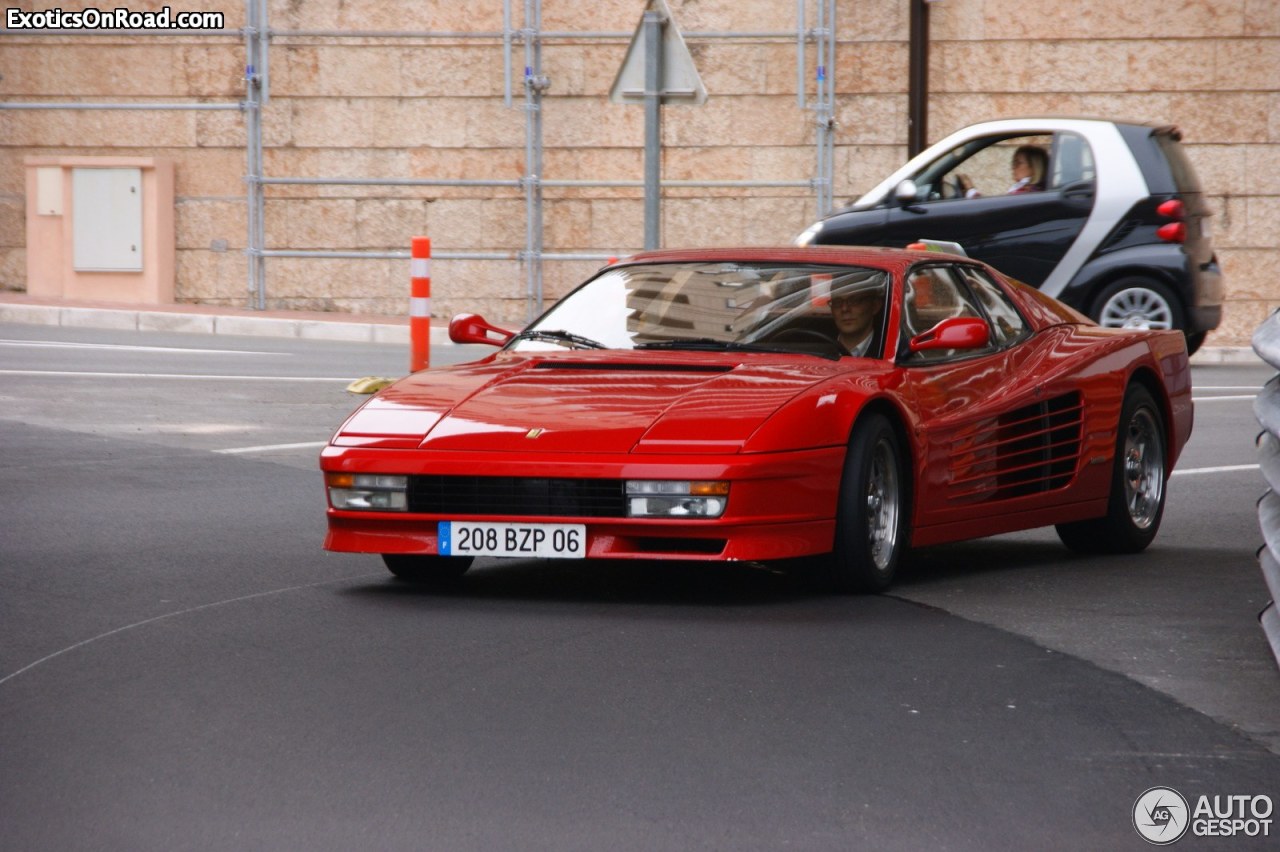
[382,554,474,583]
[1091,277,1184,333]
[822,413,909,593]
[1056,384,1167,553]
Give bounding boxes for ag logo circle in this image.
[1133,787,1190,845]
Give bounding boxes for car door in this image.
[897,264,1087,529]
[879,132,1097,286]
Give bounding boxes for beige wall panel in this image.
[836,42,908,92]
[544,200,594,248]
[176,250,246,304]
[176,199,247,250]
[1,45,178,96]
[270,0,504,32]
[0,249,25,291]
[836,144,910,200]
[665,97,810,147]
[977,0,1247,40]
[288,98,473,148]
[1216,39,1280,90]
[543,147,643,186]
[171,149,247,197]
[1212,195,1249,250]
[355,199,430,248]
[1244,145,1280,195]
[179,46,245,98]
[426,199,526,247]
[1190,147,1247,210]
[1210,294,1269,345]
[4,109,197,147]
[542,99,645,148]
[1221,246,1275,301]
[1246,0,1280,35]
[834,95,907,144]
[400,47,511,98]
[0,198,24,248]
[192,111,248,148]
[276,46,406,98]
[590,199,644,249]
[841,0,906,41]
[264,199,359,248]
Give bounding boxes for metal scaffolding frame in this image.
[3,0,838,320]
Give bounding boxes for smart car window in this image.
[933,134,1053,199]
[1048,132,1095,188]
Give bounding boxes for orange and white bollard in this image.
[410,236,431,372]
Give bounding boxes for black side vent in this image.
[949,392,1085,501]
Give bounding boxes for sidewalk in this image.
[0,290,1261,363]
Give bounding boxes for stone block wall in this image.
[1,0,1276,345]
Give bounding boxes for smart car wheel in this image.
[382,554,474,583]
[1056,384,1167,554]
[1092,277,1184,333]
[827,413,908,593]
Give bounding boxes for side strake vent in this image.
[949,392,1084,502]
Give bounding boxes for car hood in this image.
[335,351,853,455]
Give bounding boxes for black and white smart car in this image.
[796,118,1223,353]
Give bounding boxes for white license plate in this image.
[438,521,586,559]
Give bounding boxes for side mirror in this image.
[908,316,990,353]
[894,179,920,205]
[449,313,516,347]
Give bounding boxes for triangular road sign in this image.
[609,0,708,106]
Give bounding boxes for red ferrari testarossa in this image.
[322,246,1191,592]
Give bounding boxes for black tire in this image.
[821,412,909,593]
[1056,384,1167,554]
[382,553,474,583]
[1090,277,1185,333]
[1184,330,1207,356]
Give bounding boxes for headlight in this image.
[327,473,408,511]
[794,221,823,247]
[626,480,729,518]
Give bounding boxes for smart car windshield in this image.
[510,262,891,359]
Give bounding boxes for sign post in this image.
[610,0,706,251]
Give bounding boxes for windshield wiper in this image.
[635,338,839,361]
[511,329,607,350]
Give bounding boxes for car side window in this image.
[954,266,1029,348]
[900,266,990,363]
[925,134,1054,200]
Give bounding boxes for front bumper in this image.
[321,445,845,562]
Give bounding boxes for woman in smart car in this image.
[958,144,1048,197]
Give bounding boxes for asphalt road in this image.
[1,323,1278,850]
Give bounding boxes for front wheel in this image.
[821,413,909,593]
[1056,384,1167,553]
[382,553,474,583]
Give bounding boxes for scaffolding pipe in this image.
[0,102,243,110]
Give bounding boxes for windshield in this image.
[510,262,891,358]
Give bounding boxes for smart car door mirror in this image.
[449,313,516,346]
[908,316,990,352]
[894,179,920,205]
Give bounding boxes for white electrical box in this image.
[72,167,143,272]
[35,167,62,215]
